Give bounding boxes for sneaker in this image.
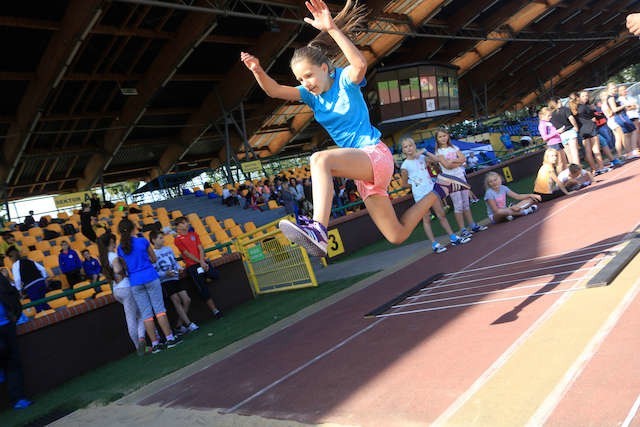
[151,343,164,354]
[188,322,199,332]
[611,158,622,167]
[175,325,189,336]
[450,235,471,245]
[13,399,33,410]
[460,228,473,239]
[472,224,488,233]
[433,173,471,198]
[432,242,447,253]
[279,216,328,257]
[165,336,183,349]
[529,205,538,213]
[213,310,223,319]
[136,339,147,356]
[506,215,514,221]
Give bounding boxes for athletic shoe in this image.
[529,205,538,213]
[213,310,223,319]
[151,343,164,354]
[13,399,33,410]
[174,325,189,336]
[165,336,183,349]
[506,215,514,221]
[279,216,328,257]
[472,224,488,233]
[432,173,471,199]
[611,158,622,167]
[188,322,199,332]
[450,235,471,245]
[432,242,447,253]
[460,228,473,239]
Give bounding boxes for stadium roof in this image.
[1,0,639,201]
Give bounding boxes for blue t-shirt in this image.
[117,237,158,286]
[0,302,9,327]
[297,67,381,148]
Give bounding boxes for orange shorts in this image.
[356,142,394,200]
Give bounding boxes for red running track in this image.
[138,161,640,426]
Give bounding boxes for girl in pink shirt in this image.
[538,107,568,173]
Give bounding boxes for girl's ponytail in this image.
[291,0,368,67]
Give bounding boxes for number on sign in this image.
[326,229,345,258]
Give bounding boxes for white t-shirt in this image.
[436,146,466,179]
[401,155,434,201]
[619,95,638,120]
[108,251,130,290]
[557,168,589,184]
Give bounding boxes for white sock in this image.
[522,207,532,215]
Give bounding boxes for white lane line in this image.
[526,276,640,427]
[431,163,638,427]
[622,393,640,427]
[395,277,585,308]
[435,241,624,278]
[378,287,586,317]
[223,318,386,414]
[407,268,598,301]
[423,258,609,291]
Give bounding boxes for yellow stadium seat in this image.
[214,230,231,244]
[57,212,69,220]
[30,250,45,263]
[156,207,168,217]
[34,309,55,319]
[141,205,153,216]
[23,307,36,318]
[229,225,243,238]
[35,240,52,253]
[88,245,99,258]
[206,249,221,260]
[44,255,59,270]
[100,284,111,293]
[22,236,37,249]
[46,290,69,309]
[243,222,257,233]
[170,245,182,258]
[30,227,44,239]
[192,186,201,192]
[66,299,86,309]
[268,200,279,210]
[170,210,183,219]
[163,234,175,246]
[142,217,156,225]
[223,218,236,229]
[95,290,112,299]
[47,223,63,235]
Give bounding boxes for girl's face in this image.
[547,150,558,164]
[153,234,165,247]
[579,92,589,104]
[542,111,552,121]
[436,132,449,147]
[108,240,116,252]
[291,60,330,95]
[607,84,617,96]
[487,174,501,190]
[401,140,416,156]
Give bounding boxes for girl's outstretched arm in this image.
[304,0,367,83]
[506,189,541,202]
[241,52,300,101]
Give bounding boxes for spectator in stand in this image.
[118,219,181,353]
[80,203,97,242]
[280,181,298,215]
[58,241,83,287]
[150,230,198,336]
[6,246,50,312]
[400,137,470,253]
[173,217,223,319]
[466,152,479,171]
[81,249,101,283]
[222,187,238,207]
[89,194,102,217]
[0,269,32,410]
[484,171,540,223]
[617,85,639,155]
[23,211,35,230]
[548,97,580,165]
[0,232,20,260]
[538,107,568,173]
[533,149,570,202]
[98,232,147,356]
[262,180,272,197]
[558,163,593,192]
[577,92,606,174]
[289,177,305,211]
[434,129,487,238]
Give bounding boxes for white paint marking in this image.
[526,276,640,427]
[622,393,640,427]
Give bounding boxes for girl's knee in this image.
[310,151,328,168]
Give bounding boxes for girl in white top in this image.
[98,232,147,356]
[400,137,471,253]
[434,129,487,238]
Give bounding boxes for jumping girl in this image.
[98,232,147,356]
[433,128,487,239]
[400,137,470,254]
[241,0,467,256]
[484,172,540,223]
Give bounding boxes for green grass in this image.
[0,271,378,427]
[336,174,537,262]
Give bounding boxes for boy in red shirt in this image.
[173,217,222,318]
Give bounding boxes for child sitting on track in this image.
[241,0,468,256]
[557,163,593,192]
[400,137,470,253]
[483,172,541,223]
[533,149,570,202]
[150,230,198,336]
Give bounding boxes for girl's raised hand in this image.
[304,0,336,32]
[240,52,261,72]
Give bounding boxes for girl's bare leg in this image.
[432,200,455,235]
[463,209,475,227]
[454,212,465,231]
[364,192,442,244]
[556,149,569,174]
[309,148,374,226]
[421,216,436,242]
[614,128,625,155]
[565,138,580,165]
[590,138,604,170]
[582,139,597,171]
[171,292,191,327]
